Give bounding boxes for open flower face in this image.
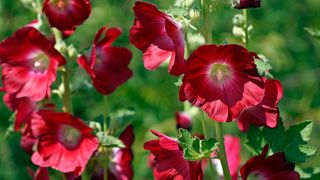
[78,26,133,95]
[0,27,66,101]
[43,0,92,31]
[31,110,99,176]
[179,44,265,122]
[130,1,185,76]
[240,145,300,180]
[237,79,283,132]
[144,130,203,180]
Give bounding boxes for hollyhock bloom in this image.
[78,26,133,95]
[31,110,99,176]
[108,125,134,180]
[43,0,92,31]
[213,135,241,180]
[27,167,50,180]
[237,79,283,132]
[233,0,261,9]
[144,130,203,180]
[179,44,265,122]
[0,27,66,101]
[130,1,185,76]
[175,111,192,130]
[240,145,300,180]
[3,93,36,130]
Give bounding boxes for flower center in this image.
[29,52,50,73]
[209,63,232,85]
[58,125,83,150]
[50,0,69,9]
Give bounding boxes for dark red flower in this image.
[21,123,37,154]
[179,44,265,122]
[78,26,133,95]
[175,111,192,130]
[31,110,99,176]
[3,93,36,130]
[240,145,300,180]
[237,79,283,132]
[108,125,134,180]
[0,27,66,101]
[233,0,261,9]
[43,0,92,31]
[144,130,203,180]
[130,1,185,76]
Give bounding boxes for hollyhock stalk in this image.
[243,9,249,48]
[103,95,108,180]
[200,1,232,179]
[52,28,73,113]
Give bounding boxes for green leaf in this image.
[178,129,219,161]
[245,119,316,163]
[245,125,264,154]
[96,131,125,148]
[109,108,135,135]
[282,120,316,163]
[305,27,320,39]
[254,54,273,78]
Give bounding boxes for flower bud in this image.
[182,0,194,7]
[175,112,192,130]
[232,14,246,27]
[232,26,245,38]
[232,0,261,9]
[189,9,200,20]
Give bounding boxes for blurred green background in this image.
[0,0,319,179]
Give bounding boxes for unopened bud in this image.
[232,0,261,9]
[232,14,246,27]
[232,26,245,38]
[67,44,77,59]
[182,0,194,7]
[189,9,200,20]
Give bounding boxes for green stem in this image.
[215,122,231,180]
[102,95,108,180]
[243,9,249,48]
[202,0,212,44]
[200,112,216,179]
[103,95,108,132]
[61,69,73,113]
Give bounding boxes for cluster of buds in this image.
[232,14,253,44]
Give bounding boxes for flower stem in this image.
[215,122,231,180]
[243,9,249,48]
[103,95,108,132]
[201,0,212,44]
[103,95,108,180]
[200,112,215,179]
[61,69,73,113]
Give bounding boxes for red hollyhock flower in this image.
[3,93,36,130]
[179,44,265,122]
[108,125,134,180]
[237,79,283,132]
[233,0,261,9]
[31,110,99,176]
[144,130,203,180]
[43,0,92,31]
[240,145,300,180]
[175,111,192,130]
[78,26,133,95]
[130,1,185,76]
[21,123,37,154]
[0,27,66,101]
